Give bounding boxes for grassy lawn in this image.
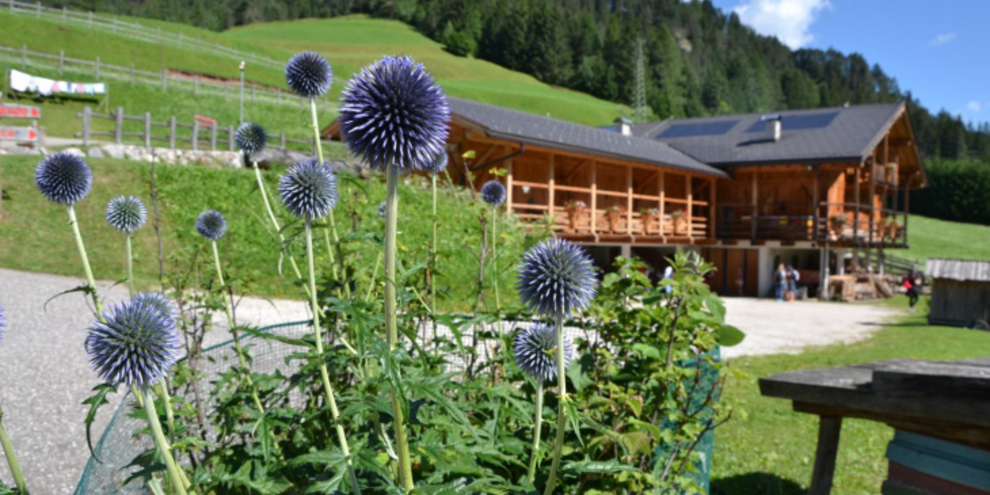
[891,214,990,263]
[713,296,990,494]
[0,156,527,309]
[224,15,628,126]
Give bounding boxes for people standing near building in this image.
[774,263,787,302]
[903,270,920,312]
[786,264,800,302]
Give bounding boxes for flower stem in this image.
[252,161,310,296]
[211,241,264,415]
[527,380,544,485]
[431,172,438,313]
[491,207,500,310]
[67,205,103,317]
[384,163,414,491]
[0,409,28,495]
[158,380,177,442]
[308,98,349,299]
[365,251,383,303]
[305,220,362,495]
[126,233,135,297]
[142,389,189,495]
[543,314,568,495]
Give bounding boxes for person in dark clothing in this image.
[903,270,920,312]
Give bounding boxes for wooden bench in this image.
[759,358,990,494]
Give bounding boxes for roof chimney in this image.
[615,116,633,136]
[761,114,782,142]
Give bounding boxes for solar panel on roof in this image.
[656,120,740,139]
[744,112,839,133]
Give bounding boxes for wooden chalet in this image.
[324,98,926,298]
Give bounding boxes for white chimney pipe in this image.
[615,116,633,136]
[762,114,782,142]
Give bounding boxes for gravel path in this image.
[0,267,899,493]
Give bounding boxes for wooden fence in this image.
[76,106,332,153]
[0,44,332,111]
[0,0,283,71]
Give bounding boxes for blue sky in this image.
[707,0,988,125]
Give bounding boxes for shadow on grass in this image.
[711,472,804,495]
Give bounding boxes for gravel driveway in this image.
[0,267,898,493]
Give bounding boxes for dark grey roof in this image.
[633,102,905,167]
[449,98,726,177]
[927,258,990,282]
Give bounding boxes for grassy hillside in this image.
[891,215,990,263]
[225,15,627,126]
[0,156,528,309]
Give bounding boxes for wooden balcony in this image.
[716,201,908,247]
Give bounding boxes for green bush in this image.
[911,159,990,226]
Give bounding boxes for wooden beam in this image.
[565,159,590,185]
[627,165,634,236]
[591,160,597,236]
[812,166,820,241]
[658,171,665,238]
[686,174,693,240]
[548,153,556,220]
[475,144,499,165]
[709,178,717,239]
[751,172,758,243]
[809,416,843,495]
[505,146,513,214]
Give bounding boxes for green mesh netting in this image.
[74,320,312,494]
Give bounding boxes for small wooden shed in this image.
[926,258,990,329]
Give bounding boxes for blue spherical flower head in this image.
[35,151,93,205]
[517,238,598,317]
[286,51,333,99]
[514,323,572,383]
[423,151,449,175]
[105,195,147,234]
[235,122,268,155]
[132,291,177,327]
[196,209,227,241]
[339,55,450,173]
[481,180,506,207]
[86,297,181,388]
[377,201,387,219]
[278,158,338,219]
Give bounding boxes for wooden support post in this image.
[867,153,877,271]
[280,132,286,151]
[114,106,123,144]
[709,178,717,239]
[812,166,820,241]
[35,1,39,18]
[626,165,633,235]
[904,181,911,242]
[751,171,758,243]
[210,124,217,151]
[168,116,176,149]
[686,174,693,240]
[505,146,513,213]
[143,112,151,148]
[854,165,861,241]
[590,160,597,235]
[87,11,92,29]
[112,17,116,34]
[81,106,91,146]
[548,153,555,220]
[194,75,199,94]
[227,125,234,151]
[809,416,842,495]
[192,120,199,151]
[658,171,665,237]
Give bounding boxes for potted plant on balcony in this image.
[671,209,687,235]
[641,207,660,234]
[564,199,587,231]
[884,216,901,241]
[605,204,625,232]
[829,214,848,239]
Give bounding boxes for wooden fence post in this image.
[178,33,183,47]
[21,44,26,70]
[95,56,100,79]
[280,132,286,151]
[112,17,117,34]
[35,1,39,17]
[251,85,255,103]
[59,50,64,75]
[194,75,199,95]
[61,6,65,21]
[88,11,93,29]
[143,112,151,147]
[192,120,199,151]
[210,124,217,151]
[224,80,228,98]
[81,106,92,146]
[227,125,234,151]
[161,69,167,91]
[168,116,176,149]
[114,107,124,144]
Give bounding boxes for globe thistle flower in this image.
[105,195,147,234]
[278,158,338,219]
[378,201,387,219]
[195,209,227,241]
[235,122,268,155]
[339,55,450,172]
[517,238,598,317]
[0,302,6,346]
[132,291,177,327]
[35,151,92,205]
[85,298,181,388]
[423,151,448,175]
[481,180,506,207]
[514,323,572,382]
[286,51,333,99]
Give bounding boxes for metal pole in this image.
[239,61,245,125]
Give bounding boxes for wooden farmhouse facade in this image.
[325,98,926,298]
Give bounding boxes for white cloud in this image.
[733,0,831,49]
[966,100,982,113]
[930,32,957,46]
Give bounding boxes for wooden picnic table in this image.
[759,358,990,495]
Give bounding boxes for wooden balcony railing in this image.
[715,202,908,246]
[512,203,708,241]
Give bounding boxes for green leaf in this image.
[717,324,746,347]
[563,458,638,474]
[82,382,117,462]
